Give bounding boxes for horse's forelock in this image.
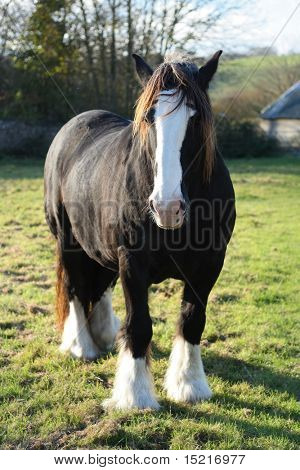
[133,60,216,182]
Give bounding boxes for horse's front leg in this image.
[165,282,212,403]
[103,247,159,410]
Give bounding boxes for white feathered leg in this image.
[102,344,160,410]
[59,296,100,360]
[89,288,120,351]
[164,336,212,402]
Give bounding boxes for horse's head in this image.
[133,51,222,230]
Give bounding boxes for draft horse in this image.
[44,51,236,410]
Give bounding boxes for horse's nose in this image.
[152,199,181,215]
[150,199,185,229]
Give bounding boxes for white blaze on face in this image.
[151,90,196,204]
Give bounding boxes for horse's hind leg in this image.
[57,245,101,361]
[60,296,100,360]
[89,279,120,352]
[58,247,120,360]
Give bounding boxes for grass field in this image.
[0,156,299,450]
[211,53,300,99]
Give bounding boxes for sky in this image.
[223,0,300,55]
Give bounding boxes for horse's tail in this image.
[56,245,69,331]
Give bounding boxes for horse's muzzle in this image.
[149,199,186,229]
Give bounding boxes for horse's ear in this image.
[198,50,222,89]
[132,53,153,86]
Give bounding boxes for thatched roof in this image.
[261,82,300,120]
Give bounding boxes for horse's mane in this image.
[133,55,216,182]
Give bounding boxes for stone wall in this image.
[0,120,60,155]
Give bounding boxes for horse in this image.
[44,51,236,410]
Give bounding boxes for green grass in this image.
[0,156,299,450]
[211,53,300,99]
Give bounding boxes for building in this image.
[260,82,300,147]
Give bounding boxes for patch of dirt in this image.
[2,270,26,277]
[4,220,21,227]
[206,333,228,343]
[35,283,51,290]
[12,276,31,283]
[0,286,13,294]
[0,320,26,331]
[195,428,221,445]
[28,305,50,315]
[28,222,41,227]
[19,330,34,340]
[242,408,252,417]
[0,349,15,367]
[210,293,240,304]
[88,375,113,389]
[150,280,182,298]
[26,417,127,450]
[202,331,241,346]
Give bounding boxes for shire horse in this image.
[44,51,236,410]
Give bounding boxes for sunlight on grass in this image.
[0,156,299,449]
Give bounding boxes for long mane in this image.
[133,56,216,182]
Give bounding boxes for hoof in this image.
[103,347,160,411]
[165,337,212,403]
[165,378,212,403]
[59,341,101,361]
[102,396,160,411]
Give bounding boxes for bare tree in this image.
[125,0,134,114]
[79,0,101,106]
[92,0,109,106]
[0,0,28,56]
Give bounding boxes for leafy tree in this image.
[15,0,78,121]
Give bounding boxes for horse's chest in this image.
[149,245,201,284]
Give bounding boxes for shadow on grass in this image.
[157,400,300,449]
[152,344,299,400]
[20,347,299,450]
[205,352,299,399]
[96,370,300,449]
[69,395,299,450]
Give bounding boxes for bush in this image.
[216,117,280,159]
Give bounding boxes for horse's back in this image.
[44,110,130,239]
[45,110,130,171]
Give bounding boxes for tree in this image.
[78,0,101,106]
[14,0,78,121]
[1,0,258,123]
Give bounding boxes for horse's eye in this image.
[143,108,155,123]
